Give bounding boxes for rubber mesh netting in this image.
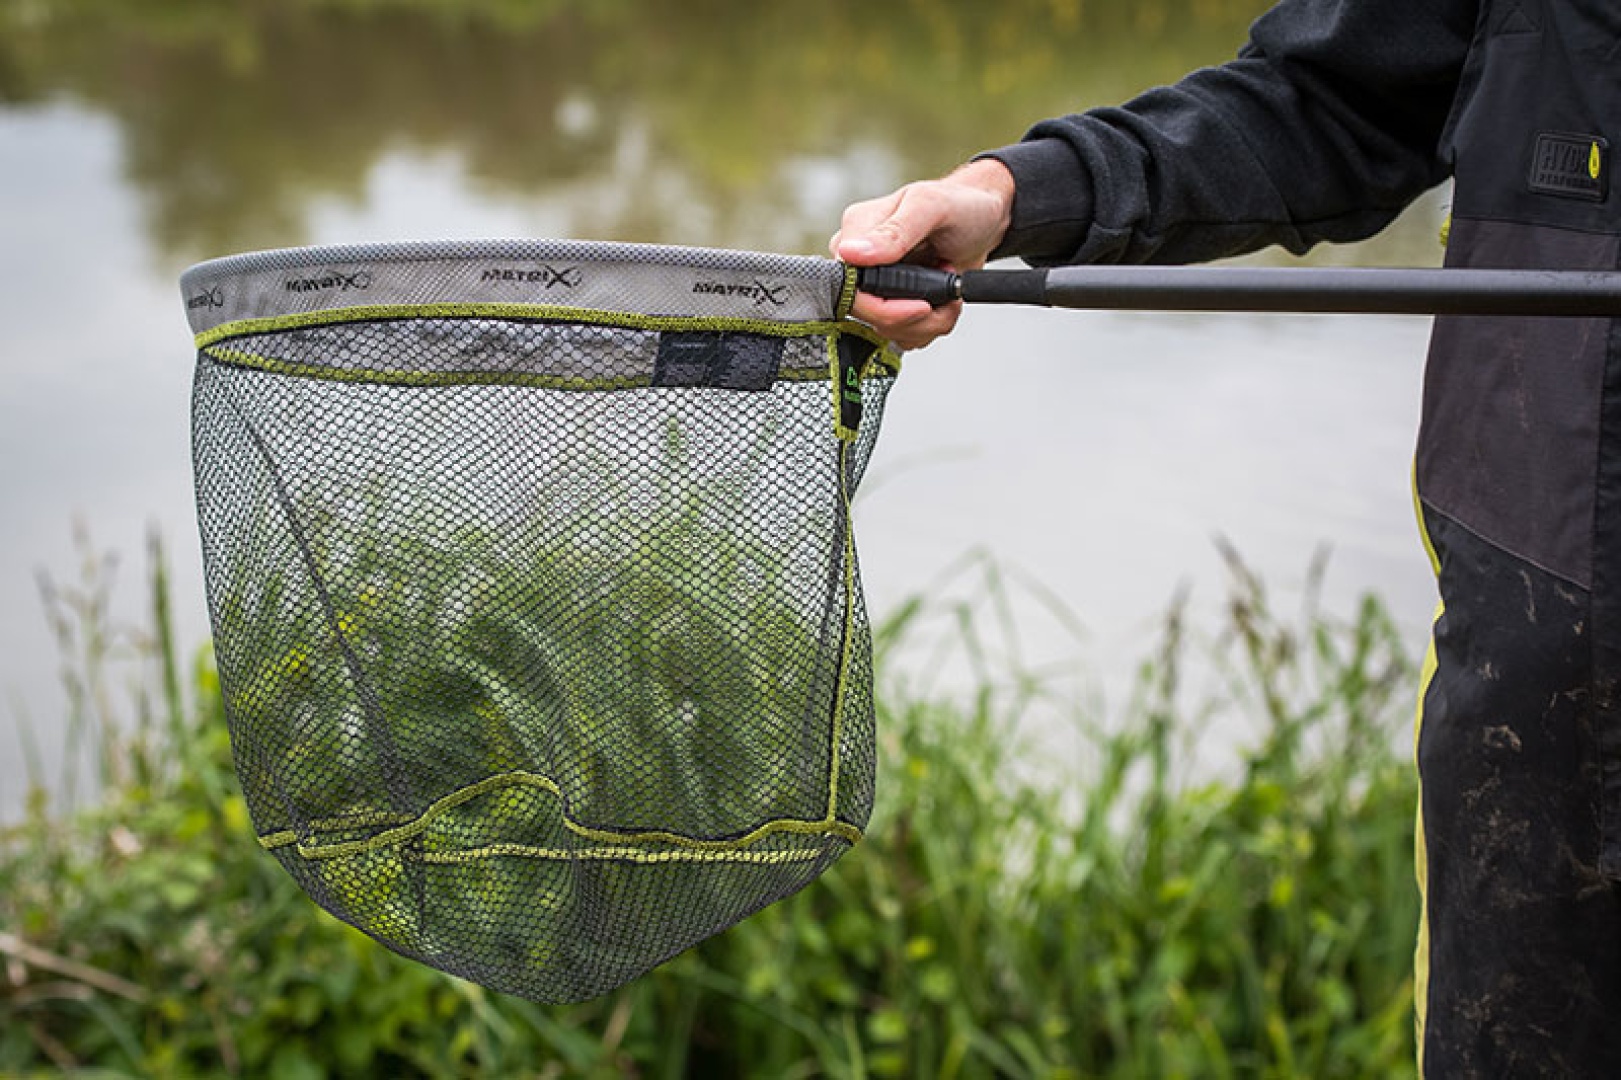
[179,239,900,1002]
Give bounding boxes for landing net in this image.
[180,239,898,1002]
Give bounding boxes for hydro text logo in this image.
[284,269,374,294]
[692,279,788,307]
[481,265,582,289]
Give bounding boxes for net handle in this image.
[855,264,1621,317]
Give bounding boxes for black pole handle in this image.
[853,264,1621,317]
[855,264,962,305]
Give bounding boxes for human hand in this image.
[831,158,1014,350]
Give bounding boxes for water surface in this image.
[0,0,1444,815]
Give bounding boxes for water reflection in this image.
[2,0,1293,260]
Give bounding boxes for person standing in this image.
[833,0,1621,1074]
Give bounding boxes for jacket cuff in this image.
[976,138,1095,265]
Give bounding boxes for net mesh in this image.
[182,240,896,1002]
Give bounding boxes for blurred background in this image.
[0,0,1444,818]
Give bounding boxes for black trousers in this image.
[1416,508,1621,1077]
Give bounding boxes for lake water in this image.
[0,1,1445,818]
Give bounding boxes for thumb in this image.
[834,185,940,267]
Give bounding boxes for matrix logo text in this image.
[188,285,225,310]
[284,270,374,293]
[692,280,788,307]
[481,265,582,289]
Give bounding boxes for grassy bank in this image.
[0,539,1420,1078]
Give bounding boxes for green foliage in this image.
[1,538,1419,1077]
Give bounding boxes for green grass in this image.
[1,535,1420,1078]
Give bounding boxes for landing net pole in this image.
[856,264,1621,318]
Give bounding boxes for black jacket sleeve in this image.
[983,0,1479,266]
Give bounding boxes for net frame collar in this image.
[182,239,862,340]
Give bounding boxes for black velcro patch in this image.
[652,331,783,391]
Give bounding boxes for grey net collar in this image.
[181,238,854,336]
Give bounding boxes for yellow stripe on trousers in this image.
[1412,601,1442,1077]
[1412,465,1443,1077]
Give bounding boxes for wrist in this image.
[973,139,1093,264]
[949,158,1015,244]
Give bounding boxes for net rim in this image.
[180,238,861,336]
[181,237,842,285]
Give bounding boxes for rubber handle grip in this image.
[958,269,1049,305]
[854,265,962,306]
